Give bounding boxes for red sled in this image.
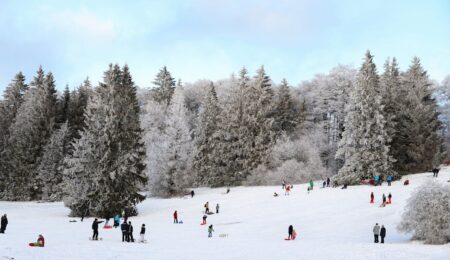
[103,225,112,229]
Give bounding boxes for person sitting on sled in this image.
[29,234,45,247]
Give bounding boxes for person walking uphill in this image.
[121,221,129,242]
[0,214,8,233]
[380,225,386,243]
[92,218,103,240]
[370,192,374,204]
[288,225,294,240]
[373,223,380,243]
[173,210,178,224]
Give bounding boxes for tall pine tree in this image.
[151,66,176,106]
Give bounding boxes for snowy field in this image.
[1,169,450,260]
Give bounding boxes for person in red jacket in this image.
[29,234,45,247]
[388,193,392,204]
[173,210,178,224]
[370,192,374,203]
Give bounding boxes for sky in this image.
[0,0,449,93]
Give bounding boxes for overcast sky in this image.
[0,0,449,93]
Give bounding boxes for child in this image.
[285,185,291,195]
[29,234,45,247]
[216,204,220,214]
[173,210,178,224]
[273,192,279,197]
[388,193,392,204]
[202,214,207,225]
[381,194,387,207]
[139,224,146,243]
[208,225,214,238]
[370,192,374,203]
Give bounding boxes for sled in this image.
[28,243,44,247]
[218,234,228,238]
[89,237,103,241]
[178,221,183,224]
[200,223,206,225]
[284,238,291,241]
[103,225,112,229]
[206,212,215,215]
[69,220,77,223]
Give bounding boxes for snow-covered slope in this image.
[1,169,449,260]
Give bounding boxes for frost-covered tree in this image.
[151,66,176,105]
[334,51,395,185]
[398,58,442,173]
[435,76,450,154]
[0,72,28,152]
[147,87,193,196]
[1,67,57,200]
[68,79,91,139]
[398,181,450,244]
[193,82,221,186]
[272,79,299,135]
[37,122,71,201]
[56,85,71,125]
[64,64,147,217]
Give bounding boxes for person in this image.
[191,190,195,198]
[104,217,110,227]
[374,175,380,186]
[273,192,279,197]
[292,228,297,240]
[381,194,387,207]
[0,214,8,233]
[204,202,210,214]
[380,225,386,243]
[288,225,294,240]
[139,224,146,243]
[341,183,348,189]
[114,213,120,228]
[387,175,393,186]
[29,234,45,247]
[202,214,207,225]
[285,185,291,195]
[370,192,374,204]
[433,168,440,177]
[322,181,326,188]
[404,179,409,185]
[216,204,220,214]
[226,188,230,194]
[373,223,380,243]
[128,221,134,242]
[92,218,103,240]
[173,210,178,224]
[121,209,125,218]
[388,193,392,204]
[309,180,314,190]
[208,225,214,238]
[282,180,286,190]
[326,177,331,187]
[121,220,129,242]
[307,186,310,194]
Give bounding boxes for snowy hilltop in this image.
[1,169,449,260]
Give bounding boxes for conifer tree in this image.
[193,82,221,186]
[273,79,298,135]
[152,66,176,106]
[64,64,147,217]
[334,51,395,185]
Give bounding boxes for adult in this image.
[128,221,134,242]
[0,214,8,233]
[282,180,286,190]
[173,210,178,224]
[139,224,146,242]
[216,204,220,214]
[205,202,210,214]
[288,225,294,240]
[373,223,380,243]
[191,190,195,198]
[326,177,331,187]
[386,175,393,186]
[92,218,103,240]
[208,225,214,238]
[370,192,374,204]
[380,225,386,243]
[121,221,129,242]
[309,180,314,190]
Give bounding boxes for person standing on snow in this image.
[121,220,129,242]
[373,223,380,243]
[208,225,214,238]
[282,180,286,190]
[285,185,291,195]
[382,194,387,207]
[288,225,294,240]
[388,193,392,204]
[309,180,314,190]
[326,177,330,187]
[202,214,207,225]
[205,202,210,214]
[216,204,220,214]
[380,225,386,243]
[139,224,146,242]
[0,214,8,233]
[370,192,374,203]
[386,175,393,186]
[128,221,134,242]
[92,218,104,240]
[191,190,195,198]
[114,213,120,228]
[173,210,178,224]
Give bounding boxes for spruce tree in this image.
[334,51,395,185]
[152,66,176,105]
[273,79,298,135]
[64,64,147,217]
[68,79,91,139]
[193,82,221,186]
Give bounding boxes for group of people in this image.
[0,214,8,233]
[321,178,331,188]
[120,221,145,243]
[370,192,393,207]
[372,223,387,243]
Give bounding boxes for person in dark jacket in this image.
[380,225,386,243]
[191,190,195,198]
[216,204,220,214]
[0,214,8,233]
[288,225,294,240]
[128,221,134,242]
[139,224,146,242]
[92,218,104,240]
[121,221,129,242]
[326,177,330,187]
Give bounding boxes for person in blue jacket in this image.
[386,175,393,186]
[114,213,120,228]
[374,175,380,186]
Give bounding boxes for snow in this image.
[1,169,450,260]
